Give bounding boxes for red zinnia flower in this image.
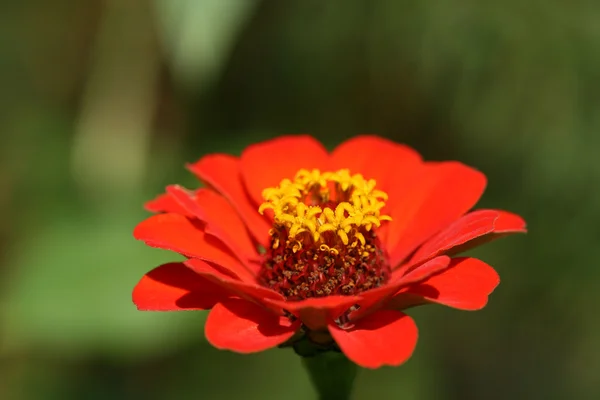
[132,135,526,368]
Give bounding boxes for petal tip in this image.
[494,211,528,233]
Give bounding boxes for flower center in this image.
[257,168,392,301]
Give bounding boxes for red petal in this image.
[133,213,254,282]
[331,135,422,194]
[407,209,497,265]
[393,255,453,285]
[391,257,500,310]
[133,263,229,311]
[408,209,527,266]
[145,192,192,216]
[184,259,284,308]
[446,210,527,255]
[351,256,451,321]
[205,298,300,353]
[329,310,418,368]
[265,296,360,330]
[385,162,487,268]
[188,154,271,247]
[166,185,260,274]
[240,135,330,208]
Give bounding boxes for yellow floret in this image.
[258,168,391,249]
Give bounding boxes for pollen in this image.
[257,169,392,300]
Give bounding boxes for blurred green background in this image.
[1,1,598,399]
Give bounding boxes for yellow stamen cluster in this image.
[259,169,391,249]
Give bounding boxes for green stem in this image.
[301,351,357,400]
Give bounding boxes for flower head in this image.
[132,135,526,368]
